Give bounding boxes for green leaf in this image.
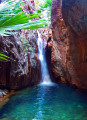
[0,53,8,61]
[0,0,49,36]
[0,53,8,58]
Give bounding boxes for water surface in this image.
[0,84,87,120]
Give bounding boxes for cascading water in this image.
[37,32,53,85]
[0,32,87,120]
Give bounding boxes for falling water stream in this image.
[37,32,53,85]
[0,33,87,120]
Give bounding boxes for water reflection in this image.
[0,85,87,120]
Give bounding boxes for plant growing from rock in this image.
[0,0,48,61]
[20,39,33,52]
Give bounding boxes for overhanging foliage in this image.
[0,0,48,36]
[0,0,48,61]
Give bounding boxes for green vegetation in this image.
[36,0,52,25]
[0,0,48,36]
[20,39,33,52]
[37,0,52,10]
[0,53,8,61]
[0,0,49,61]
[0,0,52,61]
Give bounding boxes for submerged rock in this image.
[51,0,87,89]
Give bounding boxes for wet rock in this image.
[0,92,3,97]
[51,0,87,89]
[0,89,8,97]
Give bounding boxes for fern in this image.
[0,0,48,61]
[0,53,8,61]
[0,0,48,36]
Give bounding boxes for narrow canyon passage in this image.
[0,33,87,120]
[0,0,87,120]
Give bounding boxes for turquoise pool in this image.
[0,84,87,120]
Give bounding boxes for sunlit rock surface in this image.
[0,0,41,90]
[0,30,41,90]
[51,0,87,89]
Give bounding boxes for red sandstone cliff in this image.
[51,0,87,89]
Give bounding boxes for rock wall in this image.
[0,0,41,90]
[0,30,41,90]
[51,0,87,89]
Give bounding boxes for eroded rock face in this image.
[0,0,41,90]
[0,31,41,90]
[51,0,87,89]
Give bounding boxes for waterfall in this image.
[37,32,53,86]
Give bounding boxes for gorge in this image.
[0,0,87,120]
